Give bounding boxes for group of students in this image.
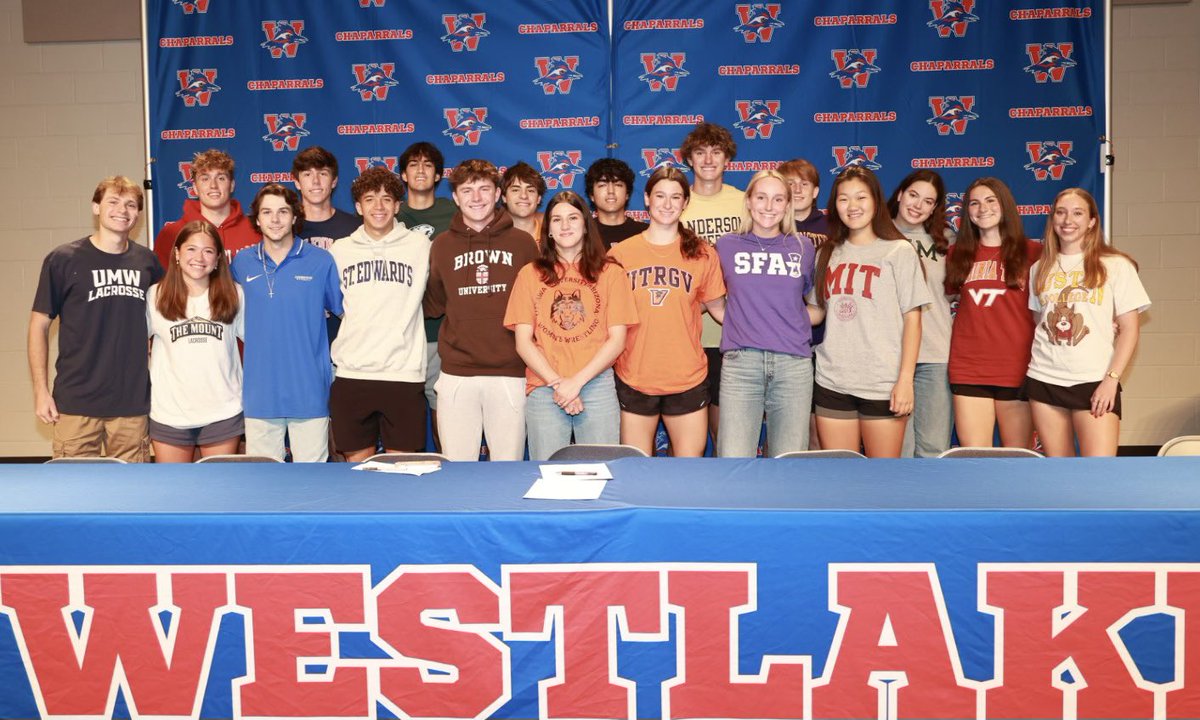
[29,122,1149,462]
[502,123,1149,460]
[817,167,1148,459]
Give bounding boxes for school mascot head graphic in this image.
[551,289,586,331]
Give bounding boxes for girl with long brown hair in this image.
[808,166,930,457]
[944,177,1042,449]
[887,169,955,457]
[503,191,638,460]
[607,166,726,456]
[147,220,244,462]
[1025,188,1149,456]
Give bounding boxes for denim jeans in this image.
[717,349,813,457]
[525,369,620,460]
[902,362,953,458]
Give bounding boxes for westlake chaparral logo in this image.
[640,148,690,177]
[177,161,197,198]
[1025,42,1077,83]
[831,145,882,175]
[261,113,309,151]
[733,100,784,140]
[945,192,964,232]
[441,13,489,52]
[537,151,587,189]
[354,156,399,175]
[638,52,689,92]
[532,56,583,95]
[927,95,979,135]
[175,69,221,107]
[733,4,784,43]
[829,49,880,88]
[927,0,978,38]
[442,107,491,146]
[350,63,399,101]
[260,20,307,58]
[172,0,210,14]
[1024,140,1075,181]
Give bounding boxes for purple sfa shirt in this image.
[716,231,816,357]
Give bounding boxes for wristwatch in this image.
[1106,371,1120,380]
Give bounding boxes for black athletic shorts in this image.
[1023,376,1122,418]
[705,347,722,406]
[615,374,710,417]
[813,384,896,420]
[950,383,1026,402]
[330,377,426,453]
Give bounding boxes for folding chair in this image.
[937,447,1043,458]
[547,444,648,461]
[775,449,867,459]
[195,454,284,463]
[1157,436,1200,457]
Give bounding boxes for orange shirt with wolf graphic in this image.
[504,261,638,395]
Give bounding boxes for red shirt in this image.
[947,240,1042,387]
[154,199,260,268]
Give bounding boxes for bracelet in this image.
[1105,371,1120,381]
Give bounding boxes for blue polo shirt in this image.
[232,239,343,418]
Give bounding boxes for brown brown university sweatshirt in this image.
[424,208,538,377]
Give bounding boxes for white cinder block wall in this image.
[0,0,1195,456]
[0,0,146,456]
[1109,1,1200,446]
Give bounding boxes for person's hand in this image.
[1091,376,1119,418]
[34,389,59,425]
[553,375,584,409]
[890,379,914,416]
[563,397,584,416]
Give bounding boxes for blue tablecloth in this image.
[0,458,1197,719]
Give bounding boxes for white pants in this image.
[435,373,526,461]
[244,417,330,462]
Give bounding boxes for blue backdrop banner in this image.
[147,1,1104,236]
[148,0,611,226]
[610,1,1105,226]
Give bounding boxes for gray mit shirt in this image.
[811,239,932,400]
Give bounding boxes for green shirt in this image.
[399,197,458,341]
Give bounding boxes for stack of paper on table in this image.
[352,460,442,475]
[525,463,613,500]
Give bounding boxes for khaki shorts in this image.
[53,414,150,463]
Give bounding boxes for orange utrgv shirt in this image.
[503,261,638,395]
[607,233,725,395]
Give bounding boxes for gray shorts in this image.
[149,413,244,446]
[425,340,441,409]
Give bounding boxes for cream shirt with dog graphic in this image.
[1027,255,1150,386]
